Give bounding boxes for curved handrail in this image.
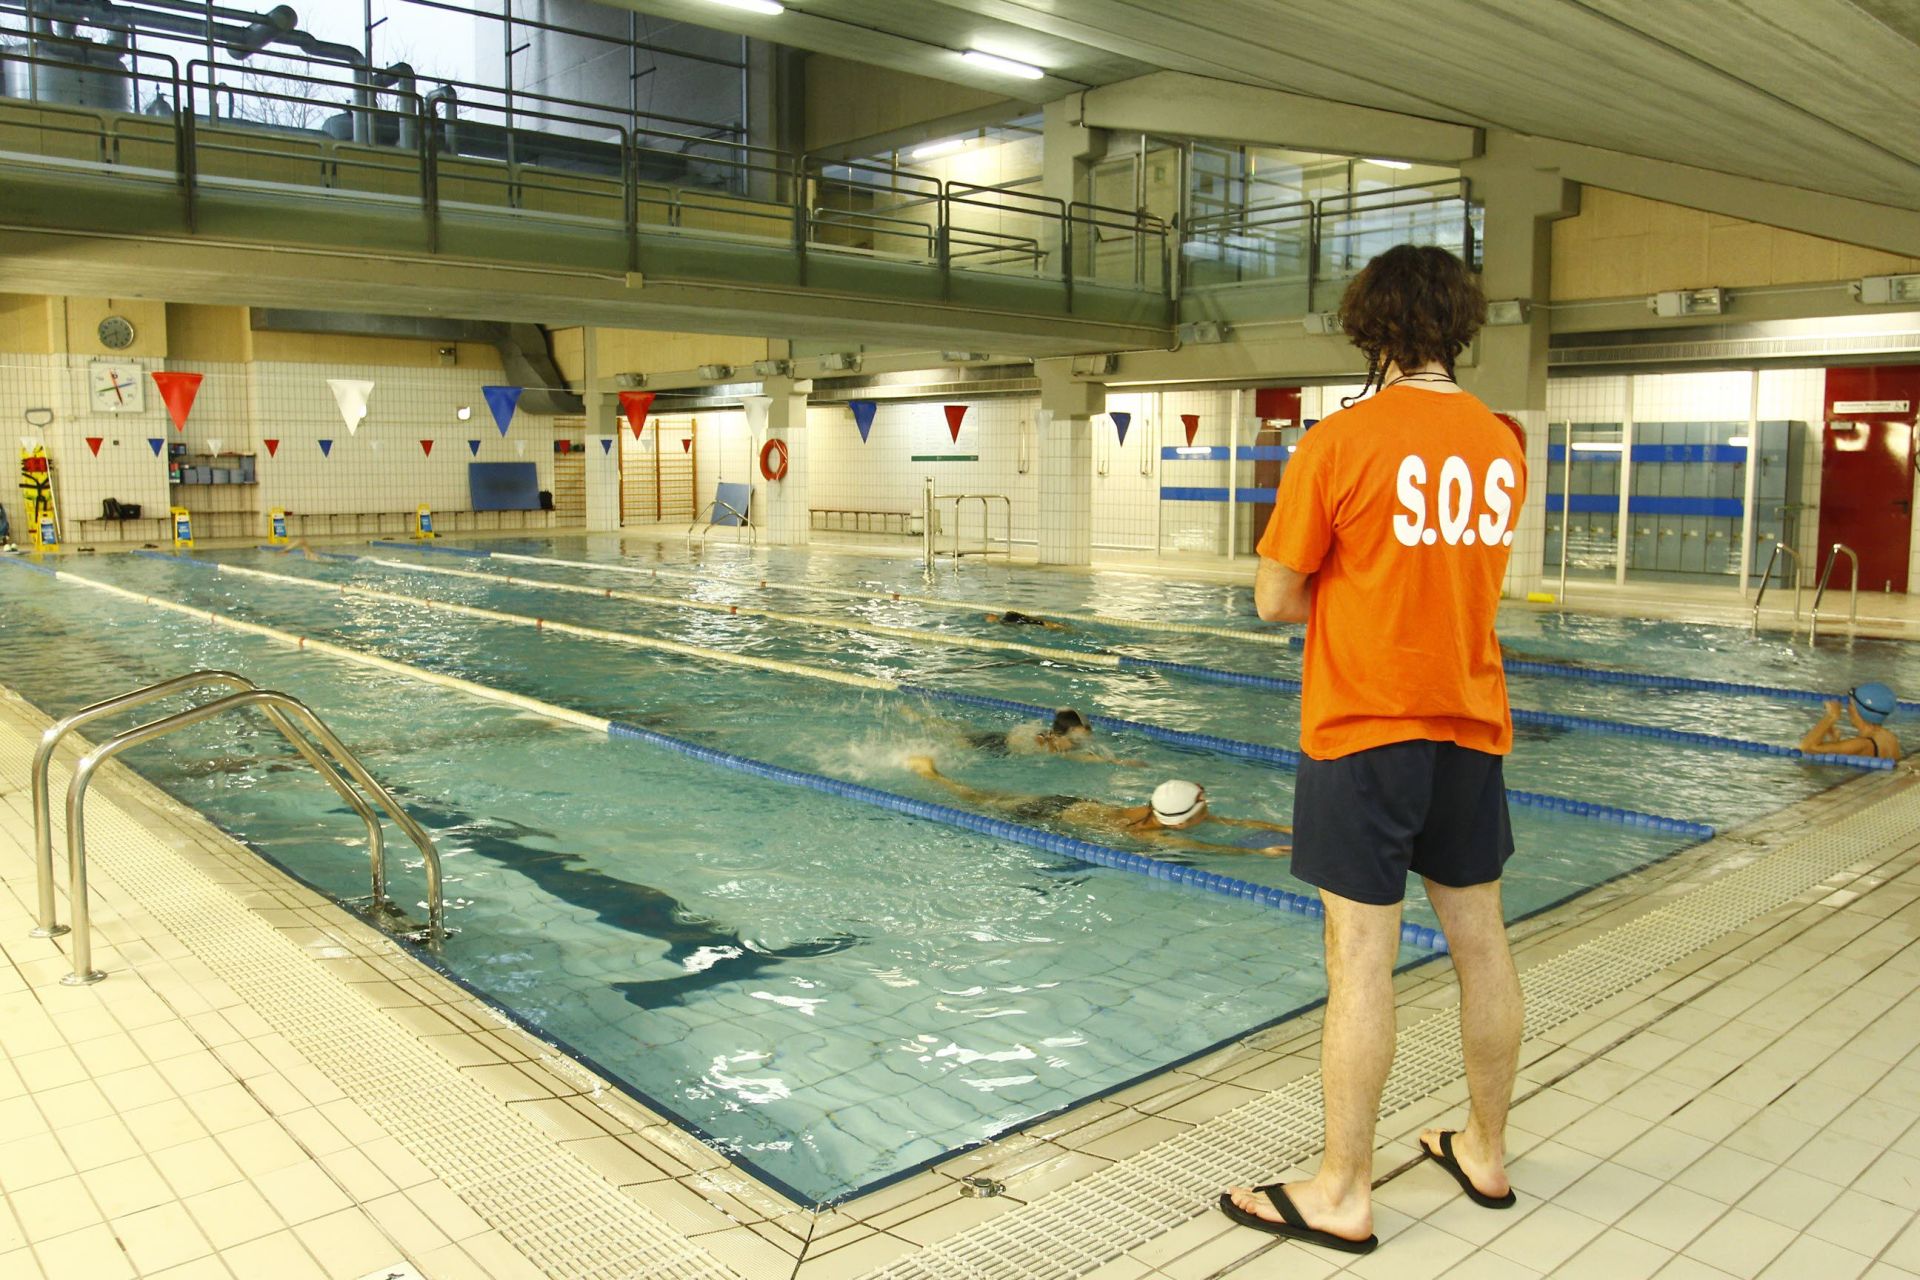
[1807,542,1859,644]
[30,671,384,939]
[688,500,755,547]
[1751,541,1803,635]
[59,688,446,984]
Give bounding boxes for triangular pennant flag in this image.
[850,400,877,443]
[743,396,771,436]
[483,385,522,436]
[371,440,381,452]
[618,390,655,440]
[681,437,693,453]
[943,404,968,442]
[85,436,104,456]
[151,372,203,434]
[318,438,334,457]
[420,439,434,456]
[1110,411,1131,445]
[467,439,482,456]
[327,379,375,435]
[513,439,525,456]
[599,437,614,455]
[146,438,164,457]
[207,437,223,454]
[263,438,280,457]
[1181,413,1200,446]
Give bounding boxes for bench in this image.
[810,508,916,536]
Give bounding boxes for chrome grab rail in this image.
[931,492,1013,560]
[1750,541,1803,636]
[38,680,445,984]
[1807,542,1859,644]
[687,500,755,548]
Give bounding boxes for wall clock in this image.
[90,361,146,414]
[98,314,136,351]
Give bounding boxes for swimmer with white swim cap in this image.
[903,758,1290,855]
[1800,682,1901,762]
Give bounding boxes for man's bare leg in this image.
[1417,877,1521,1197]
[1226,891,1403,1240]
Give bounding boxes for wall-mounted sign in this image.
[1833,400,1911,415]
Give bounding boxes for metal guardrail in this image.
[688,499,755,548]
[31,673,445,984]
[1807,542,1858,643]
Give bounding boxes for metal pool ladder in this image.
[1750,541,1803,636]
[1807,542,1859,644]
[30,671,447,985]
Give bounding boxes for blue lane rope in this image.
[0,555,59,577]
[603,719,1444,952]
[904,686,1718,840]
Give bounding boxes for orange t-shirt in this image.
[1256,385,1525,760]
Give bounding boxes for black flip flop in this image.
[1422,1131,1517,1208]
[1217,1183,1379,1254]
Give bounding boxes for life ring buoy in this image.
[760,438,789,481]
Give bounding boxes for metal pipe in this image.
[60,687,445,983]
[32,671,389,939]
[1751,541,1802,636]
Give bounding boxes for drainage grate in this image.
[864,781,1919,1280]
[2,726,746,1280]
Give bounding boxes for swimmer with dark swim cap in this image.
[910,705,1143,765]
[1800,682,1901,762]
[986,610,1070,631]
[904,758,1290,855]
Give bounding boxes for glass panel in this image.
[1546,422,1625,583]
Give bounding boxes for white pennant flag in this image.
[514,439,526,456]
[743,396,771,437]
[370,440,381,452]
[207,437,223,454]
[327,379,375,436]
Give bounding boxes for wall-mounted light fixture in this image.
[1302,312,1342,335]
[698,364,734,381]
[911,138,970,161]
[1650,288,1725,318]
[1485,299,1531,326]
[1362,157,1412,170]
[1856,274,1920,305]
[455,405,472,421]
[704,0,784,15]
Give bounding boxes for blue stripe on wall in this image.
[1161,486,1232,502]
[1547,444,1749,463]
[1236,446,1293,461]
[1548,495,1745,517]
[1161,446,1231,460]
[1236,487,1278,504]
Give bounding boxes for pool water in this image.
[0,537,1894,1204]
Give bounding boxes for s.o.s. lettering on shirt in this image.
[1390,454,1518,548]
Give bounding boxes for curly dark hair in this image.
[1338,244,1487,387]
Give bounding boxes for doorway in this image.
[1821,367,1917,594]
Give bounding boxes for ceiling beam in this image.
[1070,72,1479,163]
[1493,132,1920,259]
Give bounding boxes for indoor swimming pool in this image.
[0,537,1903,1206]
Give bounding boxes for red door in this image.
[1250,386,1300,541]
[1822,367,1917,594]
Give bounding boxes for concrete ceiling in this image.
[593,0,1920,208]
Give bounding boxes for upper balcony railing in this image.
[0,30,1172,319]
[1184,179,1482,314]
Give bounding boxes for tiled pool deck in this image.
[2,648,1917,1278]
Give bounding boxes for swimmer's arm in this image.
[1802,734,1879,758]
[1254,557,1311,624]
[1208,816,1293,833]
[1150,831,1290,857]
[1799,703,1845,754]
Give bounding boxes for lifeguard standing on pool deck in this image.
[1223,245,1528,1253]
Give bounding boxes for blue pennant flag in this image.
[318,438,334,457]
[146,437,164,457]
[1110,411,1131,445]
[600,437,614,455]
[467,439,482,456]
[849,400,878,443]
[482,385,522,436]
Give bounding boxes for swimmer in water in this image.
[908,705,1143,765]
[906,757,1290,855]
[1800,682,1901,762]
[986,610,1069,631]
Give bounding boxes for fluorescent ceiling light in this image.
[962,49,1045,79]
[1363,157,1412,170]
[704,0,784,14]
[1174,445,1213,456]
[1570,442,1624,453]
[911,138,968,161]
[1727,435,1750,447]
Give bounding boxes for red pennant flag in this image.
[619,390,655,440]
[263,438,280,457]
[85,436,104,456]
[420,439,434,457]
[150,372,203,434]
[1181,413,1200,446]
[681,437,693,453]
[943,404,968,442]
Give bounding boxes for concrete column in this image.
[1459,131,1579,598]
[581,328,621,532]
[1035,360,1102,566]
[1043,98,1107,272]
[754,376,810,546]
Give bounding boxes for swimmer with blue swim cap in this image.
[1800,682,1901,762]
